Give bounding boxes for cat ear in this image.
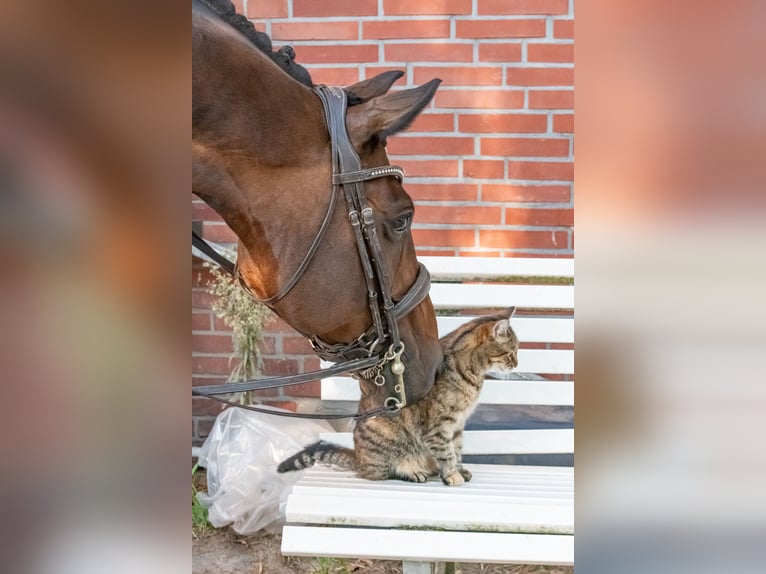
[507,306,516,318]
[492,319,512,341]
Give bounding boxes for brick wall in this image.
[193,0,574,443]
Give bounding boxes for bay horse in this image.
[192,1,443,411]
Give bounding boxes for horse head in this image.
[193,8,442,407]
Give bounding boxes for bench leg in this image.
[402,561,450,574]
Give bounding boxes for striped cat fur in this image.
[278,309,518,486]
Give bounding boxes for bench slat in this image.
[421,256,574,279]
[284,464,573,535]
[430,283,573,310]
[318,429,573,455]
[284,497,572,535]
[437,315,573,343]
[321,378,574,406]
[282,526,574,565]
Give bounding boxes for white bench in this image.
[281,256,574,572]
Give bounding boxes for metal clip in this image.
[384,342,407,411]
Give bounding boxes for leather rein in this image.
[192,85,431,420]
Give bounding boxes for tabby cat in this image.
[277,308,518,486]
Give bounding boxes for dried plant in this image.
[203,259,272,401]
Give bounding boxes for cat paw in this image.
[442,472,465,486]
[458,468,472,482]
[398,471,429,483]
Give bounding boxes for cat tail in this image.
[277,440,356,473]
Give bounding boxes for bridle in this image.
[192,85,432,419]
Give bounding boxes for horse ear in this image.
[347,78,441,147]
[344,71,404,104]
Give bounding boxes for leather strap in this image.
[192,230,236,276]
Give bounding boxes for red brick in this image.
[294,0,377,17]
[412,228,475,248]
[261,400,297,412]
[407,112,455,132]
[386,43,473,63]
[459,113,547,133]
[478,0,569,15]
[363,65,406,78]
[506,67,573,87]
[304,357,322,372]
[363,20,450,39]
[258,336,279,355]
[416,248,458,256]
[435,89,524,109]
[384,0,472,15]
[202,223,237,243]
[192,201,221,222]
[246,0,287,18]
[456,19,545,39]
[287,380,322,397]
[504,208,573,226]
[508,161,574,181]
[192,289,215,308]
[212,316,232,332]
[407,183,478,201]
[481,137,570,157]
[193,334,234,354]
[282,336,314,354]
[386,136,474,156]
[464,159,504,179]
[192,376,228,388]
[272,22,359,41]
[395,159,459,177]
[414,66,503,86]
[478,43,523,63]
[296,44,379,64]
[232,1,244,14]
[192,398,225,417]
[263,358,300,376]
[308,67,360,86]
[192,267,215,288]
[416,205,503,225]
[457,250,504,257]
[529,90,574,109]
[479,229,568,249]
[193,356,234,375]
[553,114,574,133]
[482,184,571,203]
[554,20,574,39]
[527,43,574,63]
[192,313,212,332]
[197,419,216,439]
[267,317,301,334]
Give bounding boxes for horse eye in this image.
[392,214,412,233]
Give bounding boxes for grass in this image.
[192,463,211,536]
[311,557,351,574]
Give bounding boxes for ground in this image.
[192,528,573,574]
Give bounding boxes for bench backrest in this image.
[321,256,574,465]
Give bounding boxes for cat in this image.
[277,308,518,486]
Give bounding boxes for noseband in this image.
[196,85,431,414]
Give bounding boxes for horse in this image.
[192,0,443,411]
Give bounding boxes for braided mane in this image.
[196,0,313,87]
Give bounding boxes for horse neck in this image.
[192,16,328,241]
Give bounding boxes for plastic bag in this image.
[196,406,333,534]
